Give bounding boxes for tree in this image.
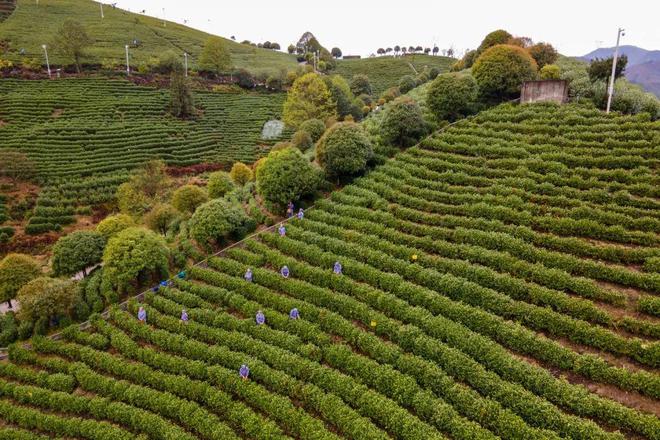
[316,122,373,179]
[540,64,561,80]
[229,162,253,185]
[472,44,538,100]
[589,55,628,82]
[51,19,92,73]
[52,231,106,277]
[256,147,323,210]
[262,41,272,49]
[97,214,134,239]
[171,185,208,214]
[291,130,313,151]
[324,75,358,119]
[386,48,393,54]
[394,45,401,55]
[398,75,417,93]
[170,69,195,118]
[416,46,424,53]
[144,204,179,235]
[17,277,78,324]
[189,199,254,249]
[432,46,439,56]
[380,97,428,147]
[198,36,232,74]
[0,150,35,184]
[331,47,342,59]
[298,118,326,142]
[102,227,169,295]
[287,44,296,54]
[0,254,40,309]
[283,72,337,128]
[427,72,479,121]
[350,74,372,96]
[424,48,431,55]
[132,160,170,198]
[116,181,149,217]
[477,29,512,56]
[401,47,407,55]
[528,42,558,68]
[377,48,385,56]
[207,171,234,199]
[447,47,455,58]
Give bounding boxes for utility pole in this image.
[125,45,130,76]
[162,8,166,27]
[184,52,188,77]
[606,27,625,114]
[100,2,104,19]
[42,44,51,78]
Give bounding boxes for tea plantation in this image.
[0,103,658,439]
[0,78,289,233]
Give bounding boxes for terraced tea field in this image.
[1,103,659,439]
[0,78,289,233]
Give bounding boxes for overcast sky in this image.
[106,0,659,57]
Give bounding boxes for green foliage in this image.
[540,64,561,80]
[170,70,195,118]
[427,72,479,121]
[256,147,323,210]
[144,204,179,235]
[172,185,208,214]
[472,44,538,100]
[198,36,233,74]
[324,75,360,120]
[316,122,373,178]
[51,19,93,73]
[477,29,513,56]
[398,75,417,94]
[379,97,429,147]
[528,43,558,68]
[298,118,326,142]
[96,214,134,240]
[588,55,628,82]
[291,130,313,151]
[350,74,372,96]
[51,231,106,277]
[207,172,234,199]
[229,162,253,186]
[189,199,254,248]
[591,78,660,119]
[16,277,78,324]
[102,227,169,295]
[283,72,337,128]
[0,254,41,306]
[116,181,149,217]
[0,150,35,183]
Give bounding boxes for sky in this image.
[105,0,659,57]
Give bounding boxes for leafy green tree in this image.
[116,181,149,217]
[380,97,429,147]
[102,227,169,295]
[398,75,417,93]
[472,44,538,100]
[170,70,195,118]
[331,47,342,59]
[316,122,373,179]
[427,72,479,121]
[350,74,372,96]
[540,64,561,80]
[287,44,296,54]
[283,72,337,128]
[299,118,326,142]
[51,231,106,277]
[171,185,208,214]
[51,19,93,73]
[589,55,628,82]
[17,277,78,324]
[256,147,323,210]
[291,130,313,151]
[144,204,179,235]
[477,29,512,56]
[189,199,254,249]
[96,214,134,239]
[0,253,41,309]
[324,75,358,119]
[528,42,558,68]
[230,162,253,185]
[198,36,232,74]
[207,171,234,198]
[132,160,170,198]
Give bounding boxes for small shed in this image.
[520,80,568,104]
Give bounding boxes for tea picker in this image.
[239,364,250,380]
[333,261,342,275]
[280,266,290,278]
[289,308,300,320]
[137,306,147,323]
[244,268,253,282]
[255,310,266,325]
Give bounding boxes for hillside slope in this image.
[0,103,658,440]
[0,0,297,75]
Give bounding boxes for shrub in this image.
[398,75,417,94]
[207,172,234,198]
[316,122,373,178]
[380,87,401,103]
[472,44,538,100]
[155,50,184,74]
[643,257,660,273]
[234,69,256,89]
[189,199,255,248]
[350,74,372,96]
[528,43,558,68]
[283,73,337,128]
[0,254,41,308]
[16,277,78,324]
[324,75,356,119]
[540,64,561,80]
[144,204,179,235]
[170,70,195,118]
[102,227,169,295]
[589,55,628,82]
[97,214,134,239]
[266,75,283,91]
[52,231,106,277]
[477,29,513,55]
[198,36,232,74]
[229,162,253,185]
[256,147,323,210]
[427,72,479,121]
[379,97,428,148]
[292,130,313,151]
[298,119,326,142]
[116,182,149,217]
[428,67,440,80]
[172,185,208,214]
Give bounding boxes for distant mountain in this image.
[580,45,660,96]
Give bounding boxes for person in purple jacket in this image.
[280,265,290,278]
[244,268,253,282]
[255,310,265,325]
[289,308,300,320]
[239,364,249,381]
[278,224,286,237]
[286,201,294,218]
[297,208,304,220]
[137,306,147,323]
[181,309,188,323]
[333,261,342,275]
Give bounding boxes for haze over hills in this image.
[581,45,660,96]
